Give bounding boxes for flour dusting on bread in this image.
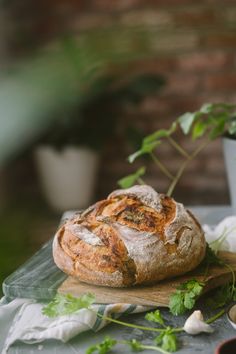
[53,185,206,287]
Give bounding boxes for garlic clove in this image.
[183,310,214,335]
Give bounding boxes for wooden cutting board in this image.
[58,251,236,306]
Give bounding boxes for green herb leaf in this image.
[126,339,143,352]
[86,337,117,354]
[145,309,165,326]
[207,283,233,309]
[169,291,186,316]
[183,292,196,310]
[201,243,223,267]
[42,293,95,317]
[182,279,204,296]
[155,328,178,352]
[118,166,146,188]
[169,280,204,315]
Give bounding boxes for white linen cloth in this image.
[1,216,236,353]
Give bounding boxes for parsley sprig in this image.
[169,279,204,316]
[168,242,235,316]
[87,337,173,354]
[42,295,181,353]
[42,292,95,317]
[42,292,226,353]
[86,337,117,354]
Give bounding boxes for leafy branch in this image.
[42,290,226,353]
[169,242,236,316]
[118,102,236,196]
[169,279,205,316]
[43,296,180,353]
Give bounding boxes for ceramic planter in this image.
[223,137,236,215]
[34,146,99,212]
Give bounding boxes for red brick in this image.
[223,8,236,24]
[87,0,203,11]
[120,10,172,27]
[197,93,236,105]
[166,97,203,116]
[163,74,201,95]
[177,52,234,72]
[150,32,199,53]
[128,57,178,74]
[173,8,218,27]
[204,32,236,48]
[204,73,236,91]
[86,0,140,12]
[71,14,113,31]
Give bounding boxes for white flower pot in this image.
[34,146,99,212]
[223,137,236,215]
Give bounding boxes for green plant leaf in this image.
[155,329,177,352]
[169,280,204,315]
[128,140,160,163]
[127,121,176,164]
[178,112,196,134]
[192,120,208,140]
[162,332,177,352]
[183,279,204,295]
[143,129,171,144]
[86,337,117,354]
[183,292,196,309]
[201,243,223,267]
[145,310,165,326]
[199,103,214,114]
[143,122,177,145]
[200,103,236,114]
[228,119,236,136]
[126,339,143,352]
[118,166,146,188]
[42,293,95,317]
[209,121,226,140]
[169,291,186,316]
[207,283,233,309]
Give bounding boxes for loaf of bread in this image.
[53,185,206,287]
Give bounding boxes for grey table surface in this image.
[1,205,236,354]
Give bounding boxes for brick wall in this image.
[66,0,235,205]
[6,0,236,206]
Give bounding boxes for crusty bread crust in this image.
[53,185,206,287]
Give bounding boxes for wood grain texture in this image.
[58,251,236,306]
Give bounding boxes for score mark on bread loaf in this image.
[53,185,206,288]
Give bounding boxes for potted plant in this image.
[118,102,236,213]
[35,72,164,212]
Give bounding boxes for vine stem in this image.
[119,340,171,354]
[137,345,170,354]
[223,262,236,297]
[206,309,225,324]
[137,177,146,185]
[97,312,182,333]
[150,153,174,180]
[167,140,209,197]
[167,136,191,159]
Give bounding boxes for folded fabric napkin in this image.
[1,216,236,353]
[1,300,151,353]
